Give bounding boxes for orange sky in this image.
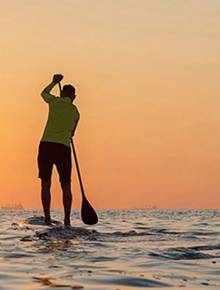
[0,1,220,209]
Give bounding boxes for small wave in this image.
[150,228,181,235]
[93,276,171,288]
[112,230,152,237]
[150,249,212,260]
[187,230,219,236]
[186,243,220,251]
[4,252,35,259]
[149,244,220,260]
[90,256,118,262]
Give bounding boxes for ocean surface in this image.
[0,209,220,290]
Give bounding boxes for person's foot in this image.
[65,224,71,229]
[44,216,51,225]
[64,218,71,227]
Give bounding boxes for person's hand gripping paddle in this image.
[58,82,98,225]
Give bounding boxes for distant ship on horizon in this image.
[1,203,24,210]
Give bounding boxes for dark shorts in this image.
[37,141,72,183]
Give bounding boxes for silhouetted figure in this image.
[37,74,80,226]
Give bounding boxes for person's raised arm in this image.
[41,74,63,103]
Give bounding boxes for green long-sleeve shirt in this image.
[40,83,80,147]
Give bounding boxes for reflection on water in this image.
[0,209,220,289]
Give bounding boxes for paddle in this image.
[58,82,98,225]
[70,139,98,225]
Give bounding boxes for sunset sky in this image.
[0,0,220,209]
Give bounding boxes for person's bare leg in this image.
[61,182,72,226]
[41,180,51,224]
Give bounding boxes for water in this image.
[0,209,220,290]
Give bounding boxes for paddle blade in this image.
[81,197,98,225]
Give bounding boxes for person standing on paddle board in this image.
[37,74,80,226]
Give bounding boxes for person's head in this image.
[61,84,76,102]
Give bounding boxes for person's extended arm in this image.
[41,74,63,103]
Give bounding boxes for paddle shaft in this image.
[58,82,86,199]
[58,82,62,93]
[70,139,86,199]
